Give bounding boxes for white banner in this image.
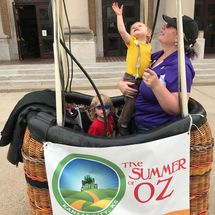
[44,132,190,215]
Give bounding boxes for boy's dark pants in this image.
[119,73,142,126]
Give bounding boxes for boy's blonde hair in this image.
[130,22,152,43]
[89,94,114,120]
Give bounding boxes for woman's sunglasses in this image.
[96,104,111,110]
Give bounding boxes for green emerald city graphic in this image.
[52,154,126,214]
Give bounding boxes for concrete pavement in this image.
[0,86,214,215]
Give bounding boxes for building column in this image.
[0,11,7,38]
[196,31,205,59]
[151,0,204,59]
[0,6,10,60]
[164,0,204,59]
[95,0,103,57]
[164,0,195,17]
[150,0,166,52]
[64,0,96,63]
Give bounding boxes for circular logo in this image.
[52,154,126,214]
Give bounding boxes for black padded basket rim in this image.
[27,91,207,147]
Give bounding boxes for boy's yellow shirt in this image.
[126,36,152,78]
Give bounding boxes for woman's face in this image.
[158,23,178,46]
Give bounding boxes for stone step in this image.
[1,72,214,83]
[0,74,215,92]
[0,70,124,80]
[1,68,213,80]
[0,59,215,92]
[0,58,213,71]
[1,66,214,74]
[0,64,214,77]
[194,64,215,69]
[0,62,126,69]
[195,68,215,73]
[0,79,117,92]
[196,72,215,79]
[0,67,125,75]
[1,69,214,82]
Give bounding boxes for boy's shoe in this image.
[119,125,130,136]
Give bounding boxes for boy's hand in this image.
[112,2,123,16]
[112,2,130,44]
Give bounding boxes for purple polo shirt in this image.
[134,50,195,127]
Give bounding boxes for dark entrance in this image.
[14,5,39,59]
[195,0,215,53]
[102,0,140,57]
[13,0,53,60]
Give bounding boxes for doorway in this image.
[13,1,53,60]
[102,0,140,57]
[14,5,39,59]
[195,0,215,53]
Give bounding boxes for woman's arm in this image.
[143,68,190,115]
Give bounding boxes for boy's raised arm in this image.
[112,2,130,44]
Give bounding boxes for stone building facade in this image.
[0,0,213,62]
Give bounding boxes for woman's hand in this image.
[118,80,138,98]
[143,68,181,115]
[143,68,160,89]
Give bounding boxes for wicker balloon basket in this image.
[22,121,214,215]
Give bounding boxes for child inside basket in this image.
[88,94,116,137]
[112,2,152,135]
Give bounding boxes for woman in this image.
[118,14,199,133]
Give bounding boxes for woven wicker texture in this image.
[22,128,47,182]
[190,121,213,215]
[190,172,210,196]
[190,145,213,176]
[22,129,52,214]
[190,122,213,145]
[22,120,213,215]
[190,192,209,215]
[27,184,52,215]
